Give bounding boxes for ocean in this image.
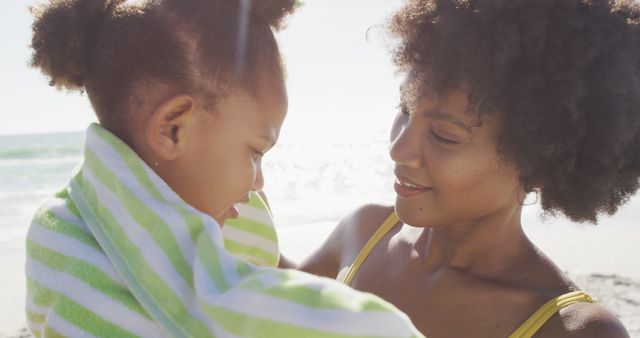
[0,131,85,245]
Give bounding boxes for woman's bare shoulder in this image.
[541,301,629,338]
[319,203,395,255]
[344,204,396,243]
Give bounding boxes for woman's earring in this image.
[521,189,539,206]
[154,161,159,167]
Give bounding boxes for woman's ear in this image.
[145,95,196,161]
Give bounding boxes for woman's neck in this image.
[413,204,535,278]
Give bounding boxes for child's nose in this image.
[389,123,424,169]
[252,167,265,191]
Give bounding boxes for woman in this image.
[300,0,639,336]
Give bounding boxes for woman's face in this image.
[175,72,287,225]
[390,87,523,227]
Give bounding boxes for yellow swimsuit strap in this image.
[509,291,596,338]
[340,210,400,285]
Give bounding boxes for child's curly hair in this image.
[30,0,296,139]
[389,0,640,223]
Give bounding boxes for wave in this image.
[0,146,82,160]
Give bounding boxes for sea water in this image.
[0,131,85,244]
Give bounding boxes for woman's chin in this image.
[395,199,437,228]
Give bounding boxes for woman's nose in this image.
[389,122,424,169]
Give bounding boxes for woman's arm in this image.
[299,204,395,279]
[556,303,630,338]
[298,218,346,278]
[278,253,298,269]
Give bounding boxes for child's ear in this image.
[145,95,196,161]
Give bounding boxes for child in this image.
[25,0,424,337]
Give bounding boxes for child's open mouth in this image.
[229,205,240,219]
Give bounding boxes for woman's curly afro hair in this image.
[389,0,640,223]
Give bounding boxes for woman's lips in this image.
[394,177,432,197]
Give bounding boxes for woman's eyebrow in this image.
[423,110,473,132]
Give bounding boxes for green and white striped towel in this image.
[26,123,424,338]
[223,192,279,268]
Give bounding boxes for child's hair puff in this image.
[30,0,125,90]
[30,0,296,136]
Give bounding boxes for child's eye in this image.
[431,130,461,145]
[250,146,265,160]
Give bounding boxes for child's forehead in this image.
[216,79,286,124]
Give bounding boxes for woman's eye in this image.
[431,130,461,145]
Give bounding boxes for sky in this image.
[0,0,404,135]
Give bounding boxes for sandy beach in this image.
[2,218,639,338]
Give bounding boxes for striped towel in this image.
[25,123,424,338]
[222,193,279,268]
